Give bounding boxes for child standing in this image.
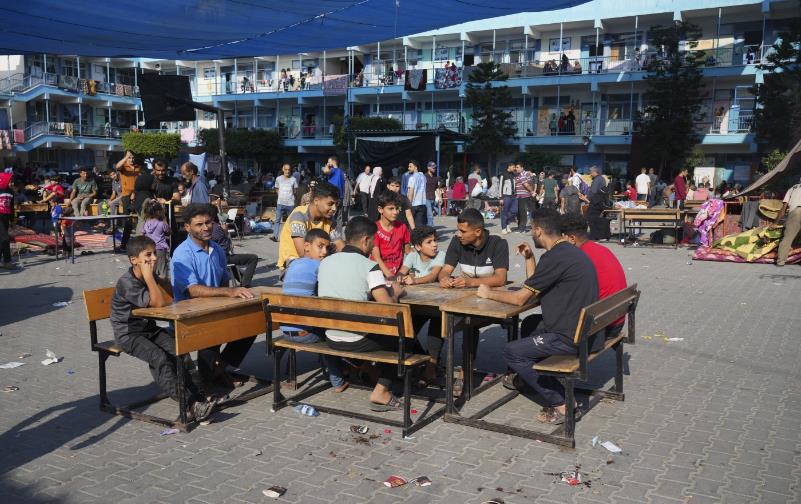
[142,199,171,279]
[281,228,348,392]
[110,236,215,421]
[372,191,410,279]
[398,225,446,385]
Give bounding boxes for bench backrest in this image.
[84,287,115,321]
[621,209,680,221]
[261,293,414,339]
[572,284,640,345]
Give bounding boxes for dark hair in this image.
[182,162,199,175]
[531,208,561,236]
[411,225,437,247]
[311,181,340,201]
[345,215,377,243]
[143,199,165,220]
[153,159,168,169]
[305,228,331,243]
[560,213,589,238]
[457,208,484,229]
[328,155,339,164]
[387,177,401,186]
[183,203,214,223]
[408,160,420,170]
[377,190,401,209]
[78,166,90,173]
[127,235,156,258]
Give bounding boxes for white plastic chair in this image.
[226,208,241,242]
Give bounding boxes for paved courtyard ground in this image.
[1,216,800,504]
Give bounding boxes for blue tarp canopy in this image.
[0,1,588,59]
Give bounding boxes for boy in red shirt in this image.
[39,175,65,205]
[372,191,410,278]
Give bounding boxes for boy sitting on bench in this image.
[110,235,215,422]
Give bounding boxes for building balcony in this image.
[11,121,131,152]
[0,72,141,104]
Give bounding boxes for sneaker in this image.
[501,228,510,235]
[501,373,524,392]
[190,399,215,422]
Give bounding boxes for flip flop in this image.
[369,395,404,412]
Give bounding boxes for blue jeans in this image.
[281,330,345,388]
[501,196,518,229]
[425,199,435,225]
[274,204,294,237]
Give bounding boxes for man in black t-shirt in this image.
[152,160,180,203]
[438,208,508,289]
[476,208,598,425]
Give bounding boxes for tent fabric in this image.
[732,137,801,199]
[0,1,588,59]
[356,135,434,168]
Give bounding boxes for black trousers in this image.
[198,336,257,381]
[120,195,134,248]
[118,328,202,403]
[228,253,259,287]
[412,205,427,229]
[360,192,369,213]
[412,314,444,362]
[325,335,397,388]
[0,214,11,263]
[516,197,532,230]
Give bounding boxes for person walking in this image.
[499,163,517,234]
[272,163,298,242]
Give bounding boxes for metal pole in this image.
[716,8,722,63]
[234,57,237,94]
[559,22,564,74]
[218,109,229,198]
[323,50,327,134]
[134,62,139,125]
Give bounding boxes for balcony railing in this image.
[706,110,754,134]
[21,121,130,142]
[0,72,139,97]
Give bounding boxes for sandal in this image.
[369,395,404,412]
[501,373,523,391]
[333,381,350,393]
[536,406,582,425]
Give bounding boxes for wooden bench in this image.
[462,285,640,448]
[83,287,183,429]
[620,208,682,248]
[261,293,445,437]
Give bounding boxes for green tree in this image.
[121,132,181,161]
[515,150,561,172]
[198,128,283,172]
[465,62,518,174]
[635,21,705,179]
[762,148,788,172]
[754,2,801,152]
[331,115,402,155]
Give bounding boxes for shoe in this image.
[0,262,17,270]
[269,236,278,242]
[190,399,216,422]
[501,228,510,235]
[501,373,523,392]
[776,261,786,267]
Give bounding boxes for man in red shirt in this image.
[561,214,627,337]
[673,168,689,209]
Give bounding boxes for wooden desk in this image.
[440,289,539,418]
[133,286,280,426]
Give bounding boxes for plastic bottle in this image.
[294,404,319,417]
[101,200,109,216]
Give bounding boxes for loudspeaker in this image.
[138,74,195,128]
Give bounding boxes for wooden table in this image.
[440,291,540,422]
[60,214,137,263]
[133,286,280,427]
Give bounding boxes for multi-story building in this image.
[1,0,796,180]
[0,55,144,171]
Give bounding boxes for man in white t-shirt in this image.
[355,165,372,213]
[635,168,651,203]
[272,163,298,242]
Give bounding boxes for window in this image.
[203,67,216,79]
[434,46,450,61]
[509,40,525,64]
[204,111,215,121]
[549,37,571,53]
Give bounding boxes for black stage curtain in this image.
[355,135,435,168]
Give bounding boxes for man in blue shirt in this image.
[171,203,255,387]
[405,160,428,228]
[400,166,412,197]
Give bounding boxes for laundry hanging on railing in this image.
[64,123,74,137]
[0,130,11,150]
[12,129,24,144]
[322,74,348,96]
[434,68,461,89]
[123,84,133,96]
[404,70,427,91]
[180,127,195,144]
[114,84,124,96]
[87,80,97,96]
[79,79,89,94]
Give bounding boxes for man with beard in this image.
[171,203,255,387]
[180,162,209,205]
[476,208,598,426]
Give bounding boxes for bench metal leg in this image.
[562,378,576,448]
[288,350,297,389]
[272,349,285,412]
[402,368,412,438]
[98,353,110,407]
[445,314,456,415]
